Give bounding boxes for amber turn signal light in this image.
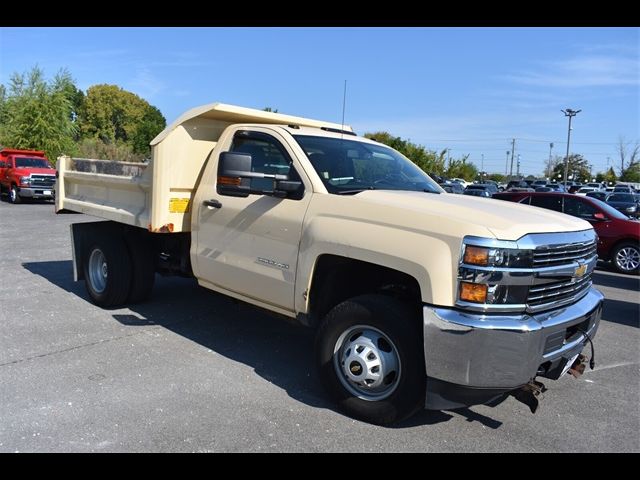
[459,282,488,303]
[463,245,489,266]
[218,176,241,186]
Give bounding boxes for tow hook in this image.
[510,379,547,414]
[568,354,588,378]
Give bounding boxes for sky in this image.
[1,27,638,178]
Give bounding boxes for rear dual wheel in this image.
[83,232,155,307]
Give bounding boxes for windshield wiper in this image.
[336,187,375,195]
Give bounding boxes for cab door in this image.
[193,128,312,313]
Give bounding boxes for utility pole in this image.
[509,139,516,179]
[517,154,521,177]
[505,150,510,176]
[548,142,554,179]
[561,108,581,186]
[481,154,484,179]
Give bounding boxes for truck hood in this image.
[12,168,56,176]
[353,190,591,240]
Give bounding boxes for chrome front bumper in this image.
[423,287,603,391]
[18,186,55,198]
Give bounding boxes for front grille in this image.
[527,274,592,307]
[30,174,55,188]
[532,241,597,267]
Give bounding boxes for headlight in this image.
[20,176,31,186]
[461,244,531,268]
[625,206,636,212]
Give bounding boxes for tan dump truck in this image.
[56,103,603,425]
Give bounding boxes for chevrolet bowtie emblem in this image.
[574,264,587,278]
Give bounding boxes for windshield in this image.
[15,157,52,169]
[293,135,442,195]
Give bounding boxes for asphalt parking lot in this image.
[1,201,638,452]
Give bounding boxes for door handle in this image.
[203,199,222,209]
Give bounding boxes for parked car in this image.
[545,183,566,192]
[585,191,609,202]
[450,177,469,188]
[575,187,600,196]
[606,193,640,218]
[465,183,498,196]
[462,188,491,198]
[535,187,553,192]
[493,191,640,274]
[613,184,637,193]
[586,182,606,190]
[439,182,464,194]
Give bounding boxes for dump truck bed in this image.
[55,102,353,232]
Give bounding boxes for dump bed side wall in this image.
[149,117,225,232]
[55,156,153,229]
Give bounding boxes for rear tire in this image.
[315,294,425,425]
[83,235,132,307]
[611,242,640,275]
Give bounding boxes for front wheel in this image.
[612,242,640,275]
[315,294,425,425]
[9,185,21,204]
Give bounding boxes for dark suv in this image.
[493,192,640,274]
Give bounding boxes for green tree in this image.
[364,131,447,176]
[445,155,478,181]
[620,162,640,183]
[487,173,506,183]
[551,154,591,183]
[595,167,617,185]
[0,66,77,164]
[79,84,165,158]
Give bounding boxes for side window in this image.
[518,196,531,205]
[563,197,597,219]
[220,132,303,200]
[230,133,299,180]
[530,195,563,212]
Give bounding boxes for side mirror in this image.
[593,212,607,221]
[217,151,302,198]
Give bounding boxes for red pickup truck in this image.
[0,148,56,204]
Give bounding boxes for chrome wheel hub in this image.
[88,248,108,293]
[333,325,401,401]
[615,246,640,272]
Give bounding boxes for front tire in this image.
[83,235,132,307]
[9,185,21,204]
[315,294,425,425]
[612,242,640,275]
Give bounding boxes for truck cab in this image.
[0,148,56,204]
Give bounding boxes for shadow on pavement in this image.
[592,270,640,291]
[600,298,640,328]
[23,260,472,428]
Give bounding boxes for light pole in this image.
[505,150,510,176]
[548,142,554,178]
[517,154,521,178]
[561,108,581,186]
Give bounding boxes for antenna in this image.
[341,80,347,139]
